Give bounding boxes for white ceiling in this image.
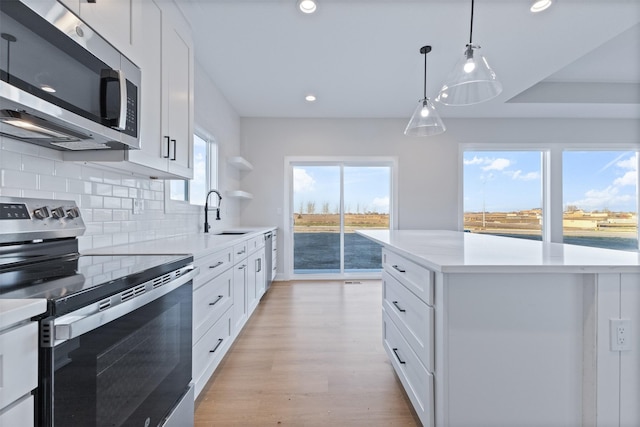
[176,0,640,120]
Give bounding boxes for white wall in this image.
[239,118,460,230]
[0,62,242,252]
[238,117,640,276]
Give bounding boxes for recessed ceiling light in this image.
[305,94,316,102]
[297,0,317,14]
[40,85,56,93]
[530,0,552,13]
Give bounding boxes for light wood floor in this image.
[194,280,420,426]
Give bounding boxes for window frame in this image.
[460,142,639,250]
[165,129,218,212]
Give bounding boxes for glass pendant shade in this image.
[404,98,446,136]
[436,44,502,106]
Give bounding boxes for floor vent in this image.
[344,281,362,284]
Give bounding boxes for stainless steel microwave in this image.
[0,0,140,151]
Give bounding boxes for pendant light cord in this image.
[469,0,475,45]
[423,50,427,100]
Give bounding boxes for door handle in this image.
[170,139,177,160]
[209,295,224,306]
[392,301,406,313]
[164,136,170,158]
[392,265,406,273]
[392,348,406,364]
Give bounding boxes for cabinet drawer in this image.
[193,267,233,344]
[383,311,434,427]
[383,248,434,305]
[0,394,34,427]
[193,308,232,398]
[233,242,248,264]
[247,234,265,254]
[383,271,434,373]
[194,248,233,289]
[0,322,38,409]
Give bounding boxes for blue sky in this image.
[464,151,638,213]
[293,166,390,214]
[291,152,638,215]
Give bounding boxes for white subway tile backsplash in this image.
[2,170,37,189]
[54,162,83,179]
[103,221,121,234]
[2,138,40,155]
[39,175,67,192]
[150,180,163,191]
[81,195,103,209]
[112,209,130,221]
[23,156,55,175]
[0,187,21,197]
[112,233,129,246]
[93,209,113,222]
[94,183,112,196]
[68,179,92,195]
[103,196,121,209]
[92,234,114,249]
[0,150,21,170]
[23,189,55,199]
[81,166,103,183]
[2,140,209,252]
[102,171,122,185]
[113,186,129,198]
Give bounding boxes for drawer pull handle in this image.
[209,338,224,354]
[392,301,406,313]
[209,261,224,269]
[392,265,406,273]
[238,264,246,270]
[392,348,406,364]
[237,249,246,255]
[209,295,224,306]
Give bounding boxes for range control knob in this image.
[51,207,66,219]
[33,206,51,219]
[66,207,81,219]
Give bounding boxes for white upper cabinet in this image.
[64,0,194,179]
[127,0,194,179]
[58,0,137,59]
[163,7,194,178]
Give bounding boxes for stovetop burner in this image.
[0,196,193,316]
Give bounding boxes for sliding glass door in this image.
[291,161,392,276]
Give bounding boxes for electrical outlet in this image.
[132,198,143,215]
[610,319,632,351]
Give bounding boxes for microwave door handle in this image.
[116,69,127,130]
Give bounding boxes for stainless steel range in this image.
[0,196,196,427]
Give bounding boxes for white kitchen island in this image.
[357,229,640,427]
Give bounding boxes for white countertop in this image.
[84,227,276,258]
[357,229,640,273]
[0,299,47,330]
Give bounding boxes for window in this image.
[170,133,218,205]
[288,159,395,277]
[563,151,638,251]
[462,147,639,252]
[463,151,543,240]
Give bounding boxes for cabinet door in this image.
[163,9,193,178]
[126,0,168,173]
[232,262,248,333]
[79,0,135,57]
[248,249,265,314]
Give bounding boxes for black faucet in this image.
[204,190,222,233]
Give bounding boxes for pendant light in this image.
[436,0,502,106]
[404,45,446,137]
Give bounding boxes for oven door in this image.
[42,269,195,427]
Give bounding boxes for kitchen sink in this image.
[215,231,250,235]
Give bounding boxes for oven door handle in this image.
[54,266,198,345]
